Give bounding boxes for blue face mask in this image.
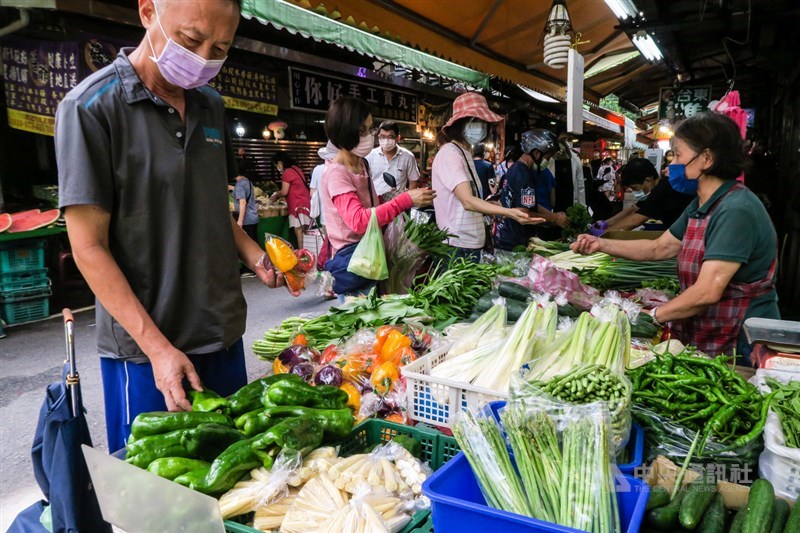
[667,152,703,195]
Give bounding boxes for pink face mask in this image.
[146,1,226,89]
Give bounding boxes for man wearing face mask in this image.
[366,120,420,202]
[573,113,779,359]
[603,158,693,231]
[494,129,568,250]
[55,0,293,452]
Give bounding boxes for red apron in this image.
[673,183,776,355]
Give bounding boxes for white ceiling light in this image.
[604,0,639,19]
[633,31,663,61]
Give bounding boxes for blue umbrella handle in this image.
[63,309,79,418]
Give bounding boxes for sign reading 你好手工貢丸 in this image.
[290,67,418,124]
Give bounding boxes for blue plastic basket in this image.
[423,452,649,533]
[485,401,645,475]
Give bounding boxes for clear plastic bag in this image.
[218,449,301,519]
[511,365,632,453]
[319,482,413,533]
[348,208,389,281]
[384,215,426,294]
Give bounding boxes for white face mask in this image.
[463,120,488,145]
[352,133,374,157]
[632,190,648,201]
[379,138,397,152]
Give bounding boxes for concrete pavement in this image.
[0,277,334,530]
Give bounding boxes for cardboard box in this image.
[644,456,794,510]
[604,230,663,240]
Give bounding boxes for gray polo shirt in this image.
[56,49,246,363]
[365,146,420,201]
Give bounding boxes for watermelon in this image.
[0,213,11,233]
[8,209,60,233]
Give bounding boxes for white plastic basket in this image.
[402,343,507,428]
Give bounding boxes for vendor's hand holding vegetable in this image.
[150,345,204,412]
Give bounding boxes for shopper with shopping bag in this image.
[320,96,435,300]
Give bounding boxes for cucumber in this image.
[697,493,726,533]
[649,490,687,530]
[474,292,499,313]
[782,499,799,533]
[631,320,659,338]
[647,486,671,510]
[729,506,747,533]
[498,281,531,302]
[742,479,775,533]
[769,498,789,533]
[680,479,717,529]
[506,299,528,322]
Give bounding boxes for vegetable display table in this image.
[257,216,295,248]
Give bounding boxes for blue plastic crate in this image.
[0,239,46,274]
[423,452,649,533]
[485,401,645,475]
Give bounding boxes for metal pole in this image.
[63,309,78,418]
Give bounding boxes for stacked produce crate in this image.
[0,239,51,325]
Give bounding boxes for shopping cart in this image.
[8,309,110,533]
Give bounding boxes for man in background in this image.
[366,120,420,202]
[472,143,497,199]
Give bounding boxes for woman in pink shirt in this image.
[320,96,435,298]
[432,92,543,261]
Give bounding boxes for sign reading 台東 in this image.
[1,37,80,136]
[290,67,418,124]
[658,86,712,123]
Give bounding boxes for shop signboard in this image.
[209,63,279,116]
[1,37,80,136]
[658,86,711,123]
[289,67,418,123]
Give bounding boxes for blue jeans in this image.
[99,339,247,452]
[451,247,482,263]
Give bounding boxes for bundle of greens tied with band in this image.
[125,373,353,495]
[627,348,771,470]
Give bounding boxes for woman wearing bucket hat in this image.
[432,93,544,261]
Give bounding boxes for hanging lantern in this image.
[543,0,573,69]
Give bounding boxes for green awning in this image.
[241,0,491,89]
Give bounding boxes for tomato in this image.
[320,344,339,365]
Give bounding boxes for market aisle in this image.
[0,277,334,530]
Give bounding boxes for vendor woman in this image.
[572,113,779,357]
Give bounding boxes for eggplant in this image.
[289,362,315,383]
[278,345,315,368]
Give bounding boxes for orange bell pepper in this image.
[273,358,289,374]
[283,269,306,292]
[265,236,298,273]
[390,347,418,368]
[339,382,361,412]
[373,325,397,355]
[293,334,308,346]
[385,412,406,424]
[381,330,412,361]
[371,361,400,396]
[336,354,367,382]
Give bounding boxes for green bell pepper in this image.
[227,374,303,416]
[125,428,195,469]
[188,389,230,415]
[181,423,246,462]
[174,466,211,491]
[392,435,423,458]
[263,380,348,410]
[250,416,324,455]
[235,408,265,431]
[252,406,353,439]
[130,411,233,439]
[189,435,264,494]
[147,457,210,480]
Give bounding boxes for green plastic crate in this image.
[0,268,49,293]
[2,293,49,324]
[339,419,441,467]
[436,433,460,469]
[0,239,46,274]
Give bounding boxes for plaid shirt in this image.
[673,183,776,355]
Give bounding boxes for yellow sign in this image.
[7,108,55,136]
[221,96,278,116]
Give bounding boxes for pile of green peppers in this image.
[125,373,353,495]
[628,352,770,466]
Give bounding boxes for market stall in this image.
[80,214,798,532]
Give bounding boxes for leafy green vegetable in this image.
[562,204,592,241]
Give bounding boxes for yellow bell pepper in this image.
[265,237,298,273]
[371,361,400,396]
[380,330,412,362]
